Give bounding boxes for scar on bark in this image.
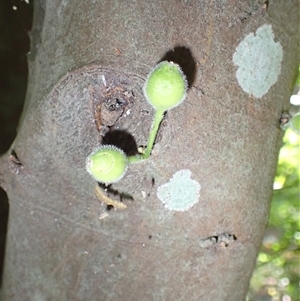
[89,76,134,134]
[198,233,237,249]
[8,150,23,174]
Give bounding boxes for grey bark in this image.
[0,0,298,300]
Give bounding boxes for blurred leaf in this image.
[249,129,300,301]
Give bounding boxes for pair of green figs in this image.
[86,61,188,184]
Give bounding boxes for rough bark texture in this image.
[0,0,298,300]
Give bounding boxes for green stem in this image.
[127,109,165,163]
[128,154,143,163]
[142,109,165,159]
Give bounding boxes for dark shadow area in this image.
[0,0,33,288]
[159,46,197,88]
[0,189,8,288]
[102,129,138,157]
[0,1,33,154]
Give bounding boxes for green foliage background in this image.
[248,129,300,301]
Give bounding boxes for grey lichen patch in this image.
[157,169,201,212]
[233,24,283,98]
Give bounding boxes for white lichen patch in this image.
[233,24,283,98]
[157,169,201,212]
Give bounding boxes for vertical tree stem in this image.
[142,109,165,159]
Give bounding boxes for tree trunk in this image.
[0,0,298,300]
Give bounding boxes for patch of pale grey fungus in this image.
[157,169,201,212]
[233,24,283,98]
